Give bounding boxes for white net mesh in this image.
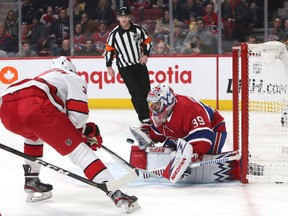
[245,41,288,182]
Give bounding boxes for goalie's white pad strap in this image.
[163,139,194,183]
[129,126,154,150]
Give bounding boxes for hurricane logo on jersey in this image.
[133,33,140,42]
[65,139,72,146]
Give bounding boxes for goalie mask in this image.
[147,83,176,127]
[51,56,77,74]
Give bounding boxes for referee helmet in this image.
[118,7,131,16]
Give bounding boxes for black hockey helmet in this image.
[118,7,131,16]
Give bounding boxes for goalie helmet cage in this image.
[232,42,288,183]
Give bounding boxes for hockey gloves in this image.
[129,125,154,150]
[84,122,103,151]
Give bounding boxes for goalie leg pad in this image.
[129,126,154,150]
[129,146,147,169]
[163,139,194,183]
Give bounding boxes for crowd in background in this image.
[0,0,286,57]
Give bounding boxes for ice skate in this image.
[23,165,53,202]
[108,190,141,213]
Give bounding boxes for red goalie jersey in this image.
[147,85,227,157]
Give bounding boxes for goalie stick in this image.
[0,143,138,192]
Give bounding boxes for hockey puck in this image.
[126,138,134,144]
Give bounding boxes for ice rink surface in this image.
[1,109,288,216]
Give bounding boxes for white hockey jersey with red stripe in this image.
[1,68,89,129]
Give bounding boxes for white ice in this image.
[0,110,288,216]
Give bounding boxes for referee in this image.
[104,7,153,127]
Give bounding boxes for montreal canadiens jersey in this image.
[1,68,89,129]
[149,94,225,155]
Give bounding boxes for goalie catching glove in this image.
[83,122,103,151]
[129,125,154,150]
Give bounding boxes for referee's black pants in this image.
[119,63,151,123]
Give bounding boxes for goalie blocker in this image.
[130,145,240,183]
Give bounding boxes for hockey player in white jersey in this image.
[0,56,140,213]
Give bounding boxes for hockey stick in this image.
[0,143,138,192]
[189,151,240,168]
[101,145,135,169]
[85,136,139,173]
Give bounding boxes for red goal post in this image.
[233,42,288,183]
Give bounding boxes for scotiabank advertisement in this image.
[0,56,233,109]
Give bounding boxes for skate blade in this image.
[125,201,141,213]
[26,191,52,202]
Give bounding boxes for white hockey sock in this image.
[24,138,44,174]
[24,159,41,174]
[67,143,114,183]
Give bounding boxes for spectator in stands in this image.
[231,0,253,42]
[30,11,47,51]
[80,13,99,38]
[21,22,33,46]
[249,0,264,28]
[268,17,286,43]
[4,10,18,41]
[172,0,183,22]
[75,39,102,56]
[203,2,218,26]
[91,20,109,55]
[16,41,37,57]
[74,23,87,52]
[151,0,168,9]
[92,0,115,26]
[0,21,13,55]
[130,0,152,11]
[153,10,170,43]
[173,20,188,54]
[73,0,86,23]
[36,38,52,56]
[21,0,35,24]
[0,49,8,58]
[50,7,70,48]
[53,39,70,56]
[246,35,257,44]
[153,34,170,55]
[185,12,197,32]
[221,0,235,41]
[180,35,213,54]
[40,5,58,36]
[283,18,288,44]
[183,17,217,54]
[181,0,204,22]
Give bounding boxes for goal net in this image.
[233,41,288,183]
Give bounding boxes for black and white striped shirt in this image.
[104,23,153,68]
